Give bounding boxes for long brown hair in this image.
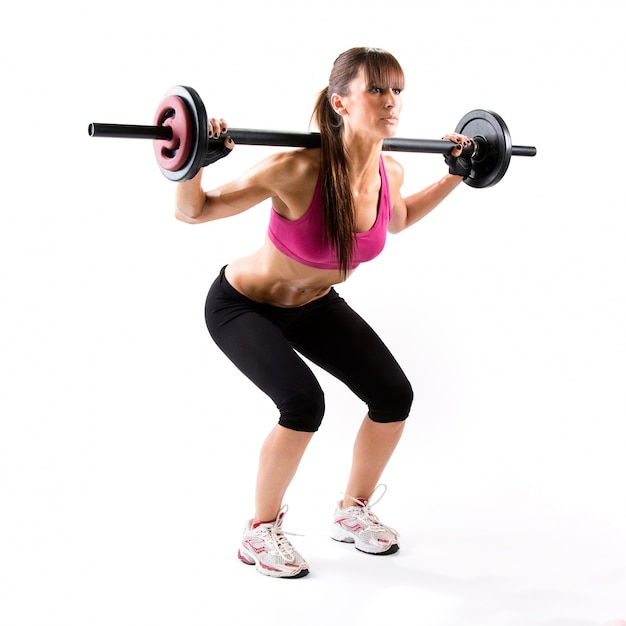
[311,47,405,275]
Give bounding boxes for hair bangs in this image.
[362,49,405,91]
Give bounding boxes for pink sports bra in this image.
[267,157,392,270]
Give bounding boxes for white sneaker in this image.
[238,505,309,578]
[331,484,399,555]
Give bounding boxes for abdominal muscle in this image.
[224,235,354,308]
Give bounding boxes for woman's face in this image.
[333,68,403,141]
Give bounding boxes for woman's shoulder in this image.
[381,153,404,188]
[271,147,320,176]
[276,148,320,180]
[257,148,320,189]
[235,148,320,196]
[251,148,320,218]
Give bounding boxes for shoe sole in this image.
[356,542,399,556]
[331,533,399,555]
[238,549,310,578]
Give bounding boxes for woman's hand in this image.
[442,132,473,178]
[204,117,234,167]
[208,117,229,139]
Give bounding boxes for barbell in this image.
[88,85,536,188]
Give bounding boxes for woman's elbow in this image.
[174,206,203,224]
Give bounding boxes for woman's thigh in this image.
[205,270,325,431]
[287,293,414,422]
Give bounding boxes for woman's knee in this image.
[277,387,326,432]
[368,377,414,423]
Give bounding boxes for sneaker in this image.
[331,484,399,555]
[238,505,309,578]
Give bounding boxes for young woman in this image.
[175,47,472,578]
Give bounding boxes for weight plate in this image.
[455,109,512,188]
[156,86,208,182]
[153,95,193,172]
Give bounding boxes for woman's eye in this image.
[370,86,402,95]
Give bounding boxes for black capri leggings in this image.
[205,266,413,432]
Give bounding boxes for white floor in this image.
[2,365,624,626]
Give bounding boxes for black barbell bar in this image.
[88,123,537,157]
[88,85,536,188]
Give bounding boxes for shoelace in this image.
[341,484,399,536]
[257,504,303,561]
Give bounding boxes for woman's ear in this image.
[330,93,346,115]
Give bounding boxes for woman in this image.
[175,47,472,578]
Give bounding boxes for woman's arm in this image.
[174,143,288,225]
[175,143,319,225]
[387,132,469,234]
[174,113,316,225]
[388,171,464,233]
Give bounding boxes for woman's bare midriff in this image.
[224,236,354,308]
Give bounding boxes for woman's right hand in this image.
[204,117,234,167]
[208,117,229,139]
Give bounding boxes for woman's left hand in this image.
[442,132,473,178]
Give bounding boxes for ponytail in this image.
[312,87,355,276]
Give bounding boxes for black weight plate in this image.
[157,85,208,182]
[455,109,512,188]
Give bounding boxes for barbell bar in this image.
[88,85,536,188]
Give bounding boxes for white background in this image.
[1,1,624,625]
